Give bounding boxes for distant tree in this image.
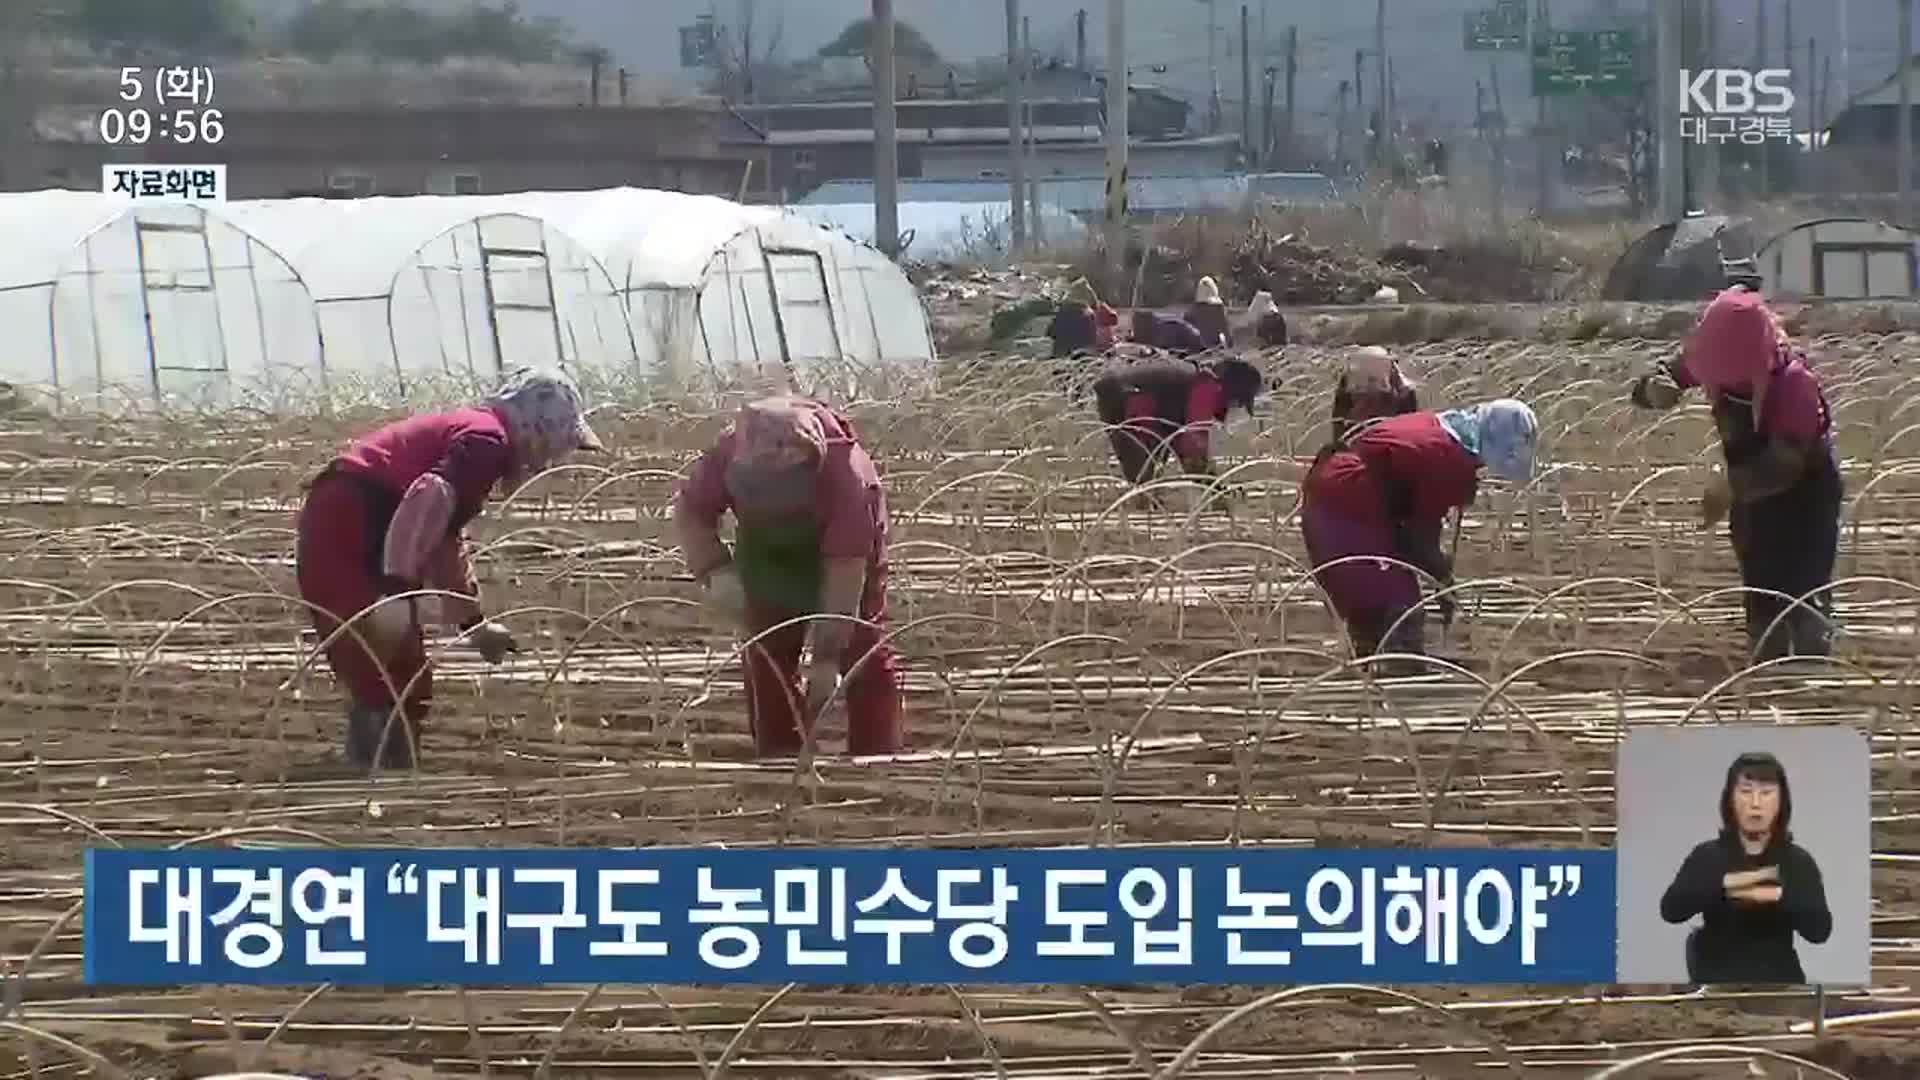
[283,0,575,64]
[817,16,941,67]
[53,0,254,54]
[714,0,785,103]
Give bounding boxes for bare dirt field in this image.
[4,337,1920,1078]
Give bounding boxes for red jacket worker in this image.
[1301,399,1538,660]
[295,367,603,770]
[672,396,904,758]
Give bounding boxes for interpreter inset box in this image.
[1615,725,1870,986]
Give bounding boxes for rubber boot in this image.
[1788,600,1835,658]
[1346,616,1386,660]
[350,704,418,770]
[1745,602,1794,664]
[344,705,379,769]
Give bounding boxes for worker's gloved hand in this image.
[1631,372,1683,410]
[462,620,519,664]
[1698,469,1734,531]
[702,565,747,619]
[803,654,841,718]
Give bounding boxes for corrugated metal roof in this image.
[798,172,1340,213]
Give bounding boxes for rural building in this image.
[799,172,1339,222]
[32,104,773,201]
[1755,217,1919,299]
[1814,61,1920,192]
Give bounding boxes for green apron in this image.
[732,517,824,614]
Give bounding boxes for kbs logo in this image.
[1679,68,1795,114]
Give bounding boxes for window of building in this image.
[792,148,817,172]
[452,172,482,195]
[327,171,374,197]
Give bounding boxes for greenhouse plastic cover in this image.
[0,186,935,408]
[216,187,792,298]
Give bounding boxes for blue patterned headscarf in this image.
[1438,399,1538,484]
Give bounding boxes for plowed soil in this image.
[3,337,1919,1078]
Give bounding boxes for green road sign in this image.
[1465,11,1524,50]
[1465,2,1527,51]
[1531,28,1639,96]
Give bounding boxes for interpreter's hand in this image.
[462,620,519,664]
[1631,372,1683,410]
[1698,470,1734,531]
[803,655,841,718]
[702,565,747,619]
[1730,883,1784,906]
[1722,866,1779,892]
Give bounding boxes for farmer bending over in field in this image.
[1244,291,1289,348]
[1047,279,1120,359]
[672,395,904,758]
[1330,346,1421,444]
[1092,354,1265,493]
[295,367,604,770]
[1629,286,1842,660]
[1184,275,1232,348]
[1301,399,1538,662]
[1130,309,1212,357]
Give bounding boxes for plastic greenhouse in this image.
[0,188,322,411]
[0,187,936,411]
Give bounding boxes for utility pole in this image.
[1240,5,1252,165]
[1005,0,1026,251]
[1656,0,1685,219]
[873,0,898,257]
[1375,0,1389,169]
[1353,49,1366,169]
[1284,24,1297,156]
[1336,80,1349,173]
[1752,0,1766,196]
[1840,0,1852,101]
[1535,0,1553,213]
[1024,14,1041,246]
[1807,36,1817,146]
[1490,60,1508,225]
[1784,2,1794,163]
[1105,0,1128,279]
[1697,0,1720,205]
[1901,0,1913,223]
[1261,66,1275,169]
[1075,7,1087,71]
[1207,0,1222,134]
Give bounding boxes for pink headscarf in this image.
[1683,288,1788,419]
[725,396,835,516]
[735,396,829,468]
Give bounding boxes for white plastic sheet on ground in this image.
[0,186,936,411]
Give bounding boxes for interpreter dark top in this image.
[1659,830,1832,984]
[1304,412,1479,526]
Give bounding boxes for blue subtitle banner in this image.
[84,848,1617,986]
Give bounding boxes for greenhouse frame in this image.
[0,187,937,411]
